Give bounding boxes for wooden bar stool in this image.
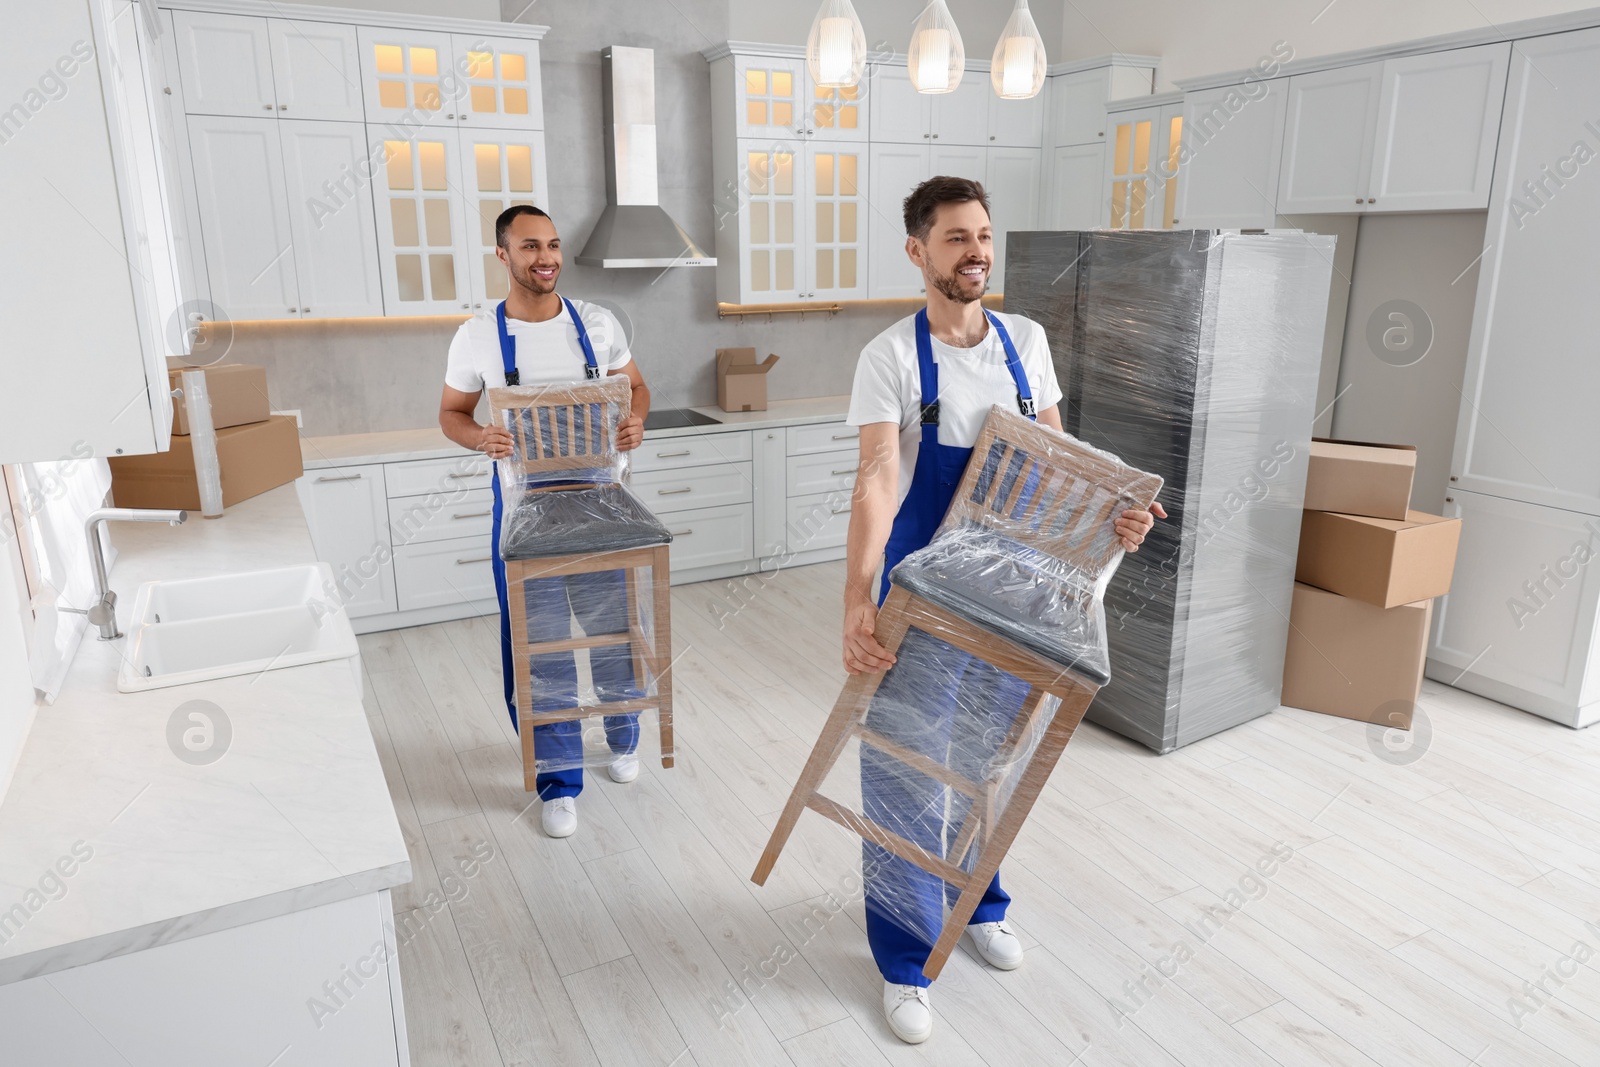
[751,406,1162,979]
[488,377,677,789]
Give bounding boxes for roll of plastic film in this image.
[181,369,225,518]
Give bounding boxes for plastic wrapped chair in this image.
[488,376,676,785]
[751,405,1162,979]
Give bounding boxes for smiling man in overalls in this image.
[438,204,651,839]
[844,177,1164,1043]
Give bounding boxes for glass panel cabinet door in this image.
[735,57,805,139]
[739,140,804,302]
[357,26,459,125]
[1104,109,1160,229]
[806,70,867,142]
[450,35,544,130]
[806,145,869,300]
[457,128,550,309]
[372,128,471,315]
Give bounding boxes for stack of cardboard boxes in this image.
[1280,440,1462,729]
[109,361,302,511]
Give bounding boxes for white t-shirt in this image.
[443,298,631,393]
[847,311,1064,505]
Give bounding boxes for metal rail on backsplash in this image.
[716,303,843,322]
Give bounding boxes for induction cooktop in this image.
[644,408,722,430]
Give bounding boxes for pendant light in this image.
[806,0,867,89]
[907,0,965,94]
[991,0,1047,99]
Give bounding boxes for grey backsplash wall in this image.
[221,0,925,438]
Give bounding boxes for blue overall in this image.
[490,298,638,800]
[863,309,1036,987]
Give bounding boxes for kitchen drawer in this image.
[631,461,752,515]
[384,454,491,498]
[787,448,858,496]
[630,430,752,473]
[390,487,493,547]
[787,421,858,456]
[393,534,496,612]
[786,491,852,553]
[660,503,754,571]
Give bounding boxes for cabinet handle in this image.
[461,303,470,309]
[830,432,858,441]
[301,307,310,313]
[447,471,484,480]
[455,556,491,565]
[830,506,852,514]
[262,104,273,111]
[288,308,298,314]
[656,449,692,458]
[452,510,492,519]
[923,133,930,139]
[1367,197,1376,203]
[657,487,693,495]
[932,133,939,139]
[1356,198,1363,204]
[830,468,855,476]
[990,135,996,140]
[278,104,287,110]
[670,528,693,536]
[315,473,362,482]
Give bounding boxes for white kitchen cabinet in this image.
[449,34,544,131]
[754,429,788,558]
[932,143,987,182]
[370,126,473,315]
[1449,26,1600,515]
[173,12,363,122]
[1176,78,1288,228]
[393,535,495,611]
[279,119,386,318]
[786,493,852,553]
[296,463,398,619]
[267,18,364,122]
[1427,489,1600,727]
[987,92,1046,148]
[187,114,300,320]
[661,504,757,572]
[457,126,550,310]
[1277,62,1382,214]
[1044,143,1105,229]
[171,10,277,117]
[868,64,989,146]
[987,147,1040,293]
[1367,43,1509,211]
[1103,99,1182,229]
[634,462,754,513]
[867,142,931,299]
[1278,43,1508,214]
[726,139,866,303]
[153,8,212,327]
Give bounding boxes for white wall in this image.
[0,500,38,802]
[1054,0,1600,89]
[729,0,1065,66]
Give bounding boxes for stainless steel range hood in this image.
[576,46,715,268]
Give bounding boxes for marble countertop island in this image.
[0,485,409,986]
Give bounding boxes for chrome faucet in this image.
[82,507,187,640]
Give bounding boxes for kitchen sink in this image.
[117,563,358,692]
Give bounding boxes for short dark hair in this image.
[902,176,990,240]
[495,204,554,248]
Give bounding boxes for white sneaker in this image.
[608,754,640,783]
[882,982,933,1044]
[541,797,577,838]
[967,920,1024,970]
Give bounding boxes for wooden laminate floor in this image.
[358,560,1600,1067]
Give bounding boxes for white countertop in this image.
[0,485,409,986]
[301,395,853,469]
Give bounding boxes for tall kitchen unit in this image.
[1426,27,1600,728]
[1005,230,1334,752]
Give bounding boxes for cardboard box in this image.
[716,347,780,412]
[1303,438,1416,520]
[1281,582,1431,728]
[1295,508,1461,609]
[110,415,303,510]
[166,361,272,435]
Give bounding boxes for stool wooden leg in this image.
[751,586,917,886]
[920,681,1099,979]
[504,563,541,793]
[651,546,675,769]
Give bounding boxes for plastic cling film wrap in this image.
[488,377,675,778]
[822,407,1161,963]
[1004,229,1337,752]
[510,559,670,776]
